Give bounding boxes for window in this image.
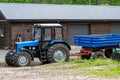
[55,28,62,39]
[44,28,52,40]
[0,28,4,37]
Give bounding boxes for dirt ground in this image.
[0,46,119,80]
[0,61,119,80]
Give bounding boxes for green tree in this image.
[108,0,119,5]
[0,0,120,6]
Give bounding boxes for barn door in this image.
[68,24,89,44]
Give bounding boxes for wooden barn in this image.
[0,3,120,49]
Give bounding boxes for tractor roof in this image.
[34,23,62,27]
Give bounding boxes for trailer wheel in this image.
[112,53,120,61]
[81,54,91,60]
[92,51,105,59]
[5,51,15,66]
[14,52,31,67]
[111,53,116,60]
[117,53,120,61]
[47,44,69,63]
[104,49,113,58]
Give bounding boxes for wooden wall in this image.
[61,23,68,40]
[0,14,4,20]
[0,22,11,49]
[0,21,119,49]
[11,23,33,47]
[0,22,34,49]
[91,23,110,34]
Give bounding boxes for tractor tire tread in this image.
[5,51,15,66]
[47,43,69,63]
[13,52,31,67]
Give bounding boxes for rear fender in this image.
[49,40,71,50]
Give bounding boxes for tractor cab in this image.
[34,24,63,49]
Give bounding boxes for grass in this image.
[47,58,120,78]
[60,58,119,68]
[80,65,120,78]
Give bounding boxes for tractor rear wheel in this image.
[5,51,15,66]
[14,52,31,67]
[47,44,69,63]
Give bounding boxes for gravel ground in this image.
[0,66,117,80]
[0,46,119,80]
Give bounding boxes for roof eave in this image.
[7,19,120,22]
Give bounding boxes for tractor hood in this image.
[15,40,39,52]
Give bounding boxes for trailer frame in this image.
[70,45,119,59]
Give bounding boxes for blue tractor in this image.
[5,23,71,67]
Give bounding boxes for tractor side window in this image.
[55,28,62,39]
[34,28,41,40]
[44,28,52,40]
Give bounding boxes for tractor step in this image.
[40,52,47,61]
[40,59,47,61]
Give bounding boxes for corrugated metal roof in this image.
[0,3,120,21]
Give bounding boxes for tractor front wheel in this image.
[14,52,31,67]
[47,44,69,63]
[5,51,15,66]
